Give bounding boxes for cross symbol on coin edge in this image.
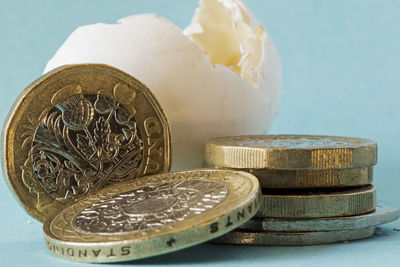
[167,237,176,247]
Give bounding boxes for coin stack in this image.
[205,135,400,246]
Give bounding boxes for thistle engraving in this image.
[25,83,144,201]
[73,180,228,234]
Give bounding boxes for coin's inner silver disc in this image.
[73,179,228,234]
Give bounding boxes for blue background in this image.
[1,0,399,266]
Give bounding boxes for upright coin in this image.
[43,169,261,263]
[240,201,399,232]
[212,227,375,246]
[2,64,171,222]
[206,135,377,170]
[257,185,375,218]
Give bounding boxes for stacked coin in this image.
[205,135,400,245]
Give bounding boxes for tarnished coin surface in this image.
[206,135,377,170]
[257,185,375,218]
[204,162,373,188]
[240,201,398,232]
[43,169,261,263]
[211,227,375,246]
[2,64,171,222]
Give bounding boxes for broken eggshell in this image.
[44,0,282,170]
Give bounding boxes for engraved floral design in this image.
[26,83,143,201]
[73,180,228,234]
[55,94,94,131]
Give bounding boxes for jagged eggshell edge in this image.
[44,14,281,170]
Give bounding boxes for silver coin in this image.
[211,227,375,246]
[239,201,399,232]
[43,169,261,263]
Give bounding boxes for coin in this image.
[211,227,375,246]
[2,64,171,222]
[239,201,398,231]
[205,135,377,170]
[251,167,373,188]
[204,162,373,188]
[257,185,375,218]
[43,169,261,263]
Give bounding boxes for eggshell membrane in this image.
[44,13,281,170]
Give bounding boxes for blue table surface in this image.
[1,1,399,266]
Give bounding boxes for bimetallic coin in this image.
[43,169,261,263]
[204,162,373,188]
[206,135,377,170]
[2,64,171,222]
[240,201,399,232]
[257,185,375,218]
[212,227,375,246]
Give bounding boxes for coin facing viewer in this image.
[2,64,171,222]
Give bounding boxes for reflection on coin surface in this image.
[211,227,375,246]
[206,135,377,169]
[43,169,261,263]
[240,201,398,231]
[256,185,375,218]
[2,64,171,222]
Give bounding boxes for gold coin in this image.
[257,185,375,218]
[2,64,171,222]
[251,167,373,188]
[211,227,375,246]
[204,162,373,188]
[205,135,377,170]
[43,169,261,263]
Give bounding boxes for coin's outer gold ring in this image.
[256,185,375,218]
[43,169,261,263]
[211,227,375,246]
[239,202,399,232]
[206,135,377,170]
[204,162,373,188]
[2,64,171,222]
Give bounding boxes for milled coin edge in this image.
[256,185,376,218]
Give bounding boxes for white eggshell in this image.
[44,1,281,170]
